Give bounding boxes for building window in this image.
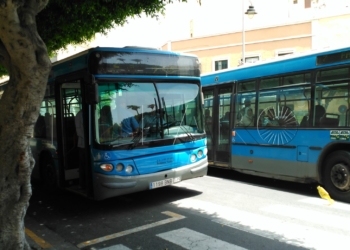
[305,0,311,8]
[278,52,294,57]
[215,60,228,71]
[245,56,259,64]
[276,49,295,57]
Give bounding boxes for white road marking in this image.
[299,197,350,211]
[157,227,247,250]
[261,204,350,231]
[98,245,132,250]
[172,198,350,250]
[76,211,185,249]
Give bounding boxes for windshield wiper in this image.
[179,125,195,141]
[130,98,162,149]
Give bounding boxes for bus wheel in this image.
[323,150,350,203]
[41,155,57,191]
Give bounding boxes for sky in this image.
[89,0,350,49]
[91,0,264,49]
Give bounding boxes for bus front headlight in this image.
[203,148,208,156]
[116,163,124,172]
[190,154,197,163]
[125,165,133,173]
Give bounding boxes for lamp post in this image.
[242,3,257,65]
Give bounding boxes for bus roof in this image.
[201,46,350,87]
[49,46,200,81]
[52,46,198,66]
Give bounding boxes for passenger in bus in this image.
[263,109,279,127]
[237,99,251,120]
[314,105,326,127]
[258,109,268,127]
[221,111,230,121]
[99,105,113,126]
[300,113,309,127]
[279,106,298,126]
[238,107,254,126]
[204,109,212,135]
[34,115,46,138]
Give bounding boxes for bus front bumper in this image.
[93,157,208,200]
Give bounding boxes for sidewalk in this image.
[25,216,79,250]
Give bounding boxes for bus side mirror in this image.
[84,74,98,104]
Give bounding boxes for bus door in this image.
[203,89,214,162]
[58,82,81,187]
[216,87,232,165]
[204,87,232,166]
[56,76,94,197]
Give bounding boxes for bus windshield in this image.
[95,81,203,145]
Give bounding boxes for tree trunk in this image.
[0,1,50,249]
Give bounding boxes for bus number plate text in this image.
[150,178,174,189]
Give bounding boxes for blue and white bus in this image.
[202,46,350,203]
[29,46,207,200]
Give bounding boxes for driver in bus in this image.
[115,97,139,137]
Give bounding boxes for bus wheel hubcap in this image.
[330,163,350,191]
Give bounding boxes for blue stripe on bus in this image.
[232,129,335,163]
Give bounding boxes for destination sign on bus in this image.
[316,50,350,66]
[89,51,200,77]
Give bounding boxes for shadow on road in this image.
[207,166,319,198]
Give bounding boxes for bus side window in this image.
[320,113,339,127]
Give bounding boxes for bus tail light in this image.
[232,131,236,137]
[100,164,113,172]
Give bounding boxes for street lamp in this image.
[242,3,257,65]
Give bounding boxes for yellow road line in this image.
[76,211,186,249]
[25,228,52,249]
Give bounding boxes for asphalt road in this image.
[25,167,349,250]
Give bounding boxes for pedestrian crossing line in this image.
[76,211,185,249]
[157,227,247,250]
[172,198,350,250]
[25,228,52,249]
[214,213,350,250]
[299,197,350,211]
[98,244,132,250]
[261,204,350,231]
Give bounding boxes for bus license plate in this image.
[150,178,174,189]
